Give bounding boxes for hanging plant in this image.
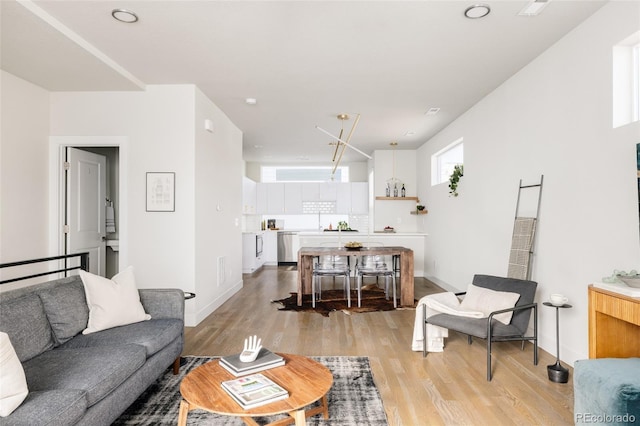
[449,164,464,197]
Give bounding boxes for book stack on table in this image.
[219,348,285,377]
[221,373,289,409]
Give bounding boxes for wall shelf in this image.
[375,196,420,201]
[410,210,428,215]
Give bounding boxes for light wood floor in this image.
[183,266,574,425]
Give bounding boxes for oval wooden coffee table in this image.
[178,353,333,426]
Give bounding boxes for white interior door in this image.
[66,147,106,276]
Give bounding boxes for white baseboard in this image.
[184,279,243,327]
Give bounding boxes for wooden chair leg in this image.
[173,356,181,375]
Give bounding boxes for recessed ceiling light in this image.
[518,0,551,16]
[425,107,441,116]
[111,9,138,23]
[464,4,491,19]
[404,131,416,136]
[245,98,257,105]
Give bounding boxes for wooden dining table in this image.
[296,246,415,307]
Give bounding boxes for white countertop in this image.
[297,231,428,236]
[592,282,640,298]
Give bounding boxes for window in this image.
[261,166,349,183]
[613,31,640,128]
[431,138,463,186]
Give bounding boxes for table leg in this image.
[320,394,329,419]
[291,409,307,426]
[297,254,313,306]
[399,251,414,307]
[177,399,189,426]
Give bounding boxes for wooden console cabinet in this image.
[588,285,640,358]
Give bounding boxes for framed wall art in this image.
[146,172,175,212]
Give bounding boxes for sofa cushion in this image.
[0,294,54,362]
[60,318,183,358]
[23,345,146,407]
[0,332,29,417]
[80,266,151,334]
[0,390,87,426]
[574,358,640,424]
[37,279,89,345]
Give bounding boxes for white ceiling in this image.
[1,0,607,163]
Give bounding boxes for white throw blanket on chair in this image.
[411,292,484,352]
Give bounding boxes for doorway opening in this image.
[50,136,127,279]
[67,147,120,277]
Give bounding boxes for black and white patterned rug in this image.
[114,356,389,425]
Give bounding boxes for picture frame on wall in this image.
[146,172,175,212]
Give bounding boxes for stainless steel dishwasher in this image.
[277,231,297,264]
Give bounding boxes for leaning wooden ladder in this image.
[507,175,544,281]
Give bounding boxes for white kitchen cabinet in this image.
[350,182,369,214]
[242,232,264,273]
[256,183,268,214]
[336,183,351,214]
[336,182,368,214]
[319,182,338,200]
[242,177,257,214]
[262,230,278,265]
[284,183,303,214]
[301,183,319,201]
[268,184,285,213]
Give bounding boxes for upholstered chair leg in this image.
[468,335,472,345]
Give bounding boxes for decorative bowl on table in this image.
[618,274,640,288]
[344,242,363,250]
[383,226,395,233]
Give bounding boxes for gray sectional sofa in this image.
[0,274,185,426]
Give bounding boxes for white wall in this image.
[416,2,640,365]
[373,149,420,232]
[49,85,243,326]
[194,87,244,324]
[0,71,51,285]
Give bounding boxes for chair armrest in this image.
[139,289,185,321]
[487,302,537,319]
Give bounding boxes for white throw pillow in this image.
[0,332,28,417]
[459,284,521,325]
[80,266,151,334]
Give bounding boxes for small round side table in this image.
[543,301,572,383]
